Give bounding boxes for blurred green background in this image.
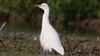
[0,0,100,34]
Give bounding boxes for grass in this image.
[0,33,100,56]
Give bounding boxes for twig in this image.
[0,22,6,46]
[64,33,73,56]
[0,22,6,31]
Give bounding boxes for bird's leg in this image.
[42,50,50,56]
[45,51,49,56]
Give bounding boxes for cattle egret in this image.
[36,3,64,55]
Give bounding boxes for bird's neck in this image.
[42,10,50,27]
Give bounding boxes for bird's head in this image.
[35,3,49,12]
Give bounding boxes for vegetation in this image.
[0,33,100,56]
[0,0,100,32]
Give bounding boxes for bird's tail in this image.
[53,46,64,55]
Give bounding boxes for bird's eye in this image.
[42,5,45,6]
[41,4,45,6]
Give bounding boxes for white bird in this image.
[36,3,64,55]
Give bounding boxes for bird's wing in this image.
[40,24,64,55]
[48,25,64,55]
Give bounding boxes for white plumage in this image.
[36,3,64,55]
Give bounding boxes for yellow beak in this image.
[35,5,40,7]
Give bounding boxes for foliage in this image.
[0,0,100,32]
